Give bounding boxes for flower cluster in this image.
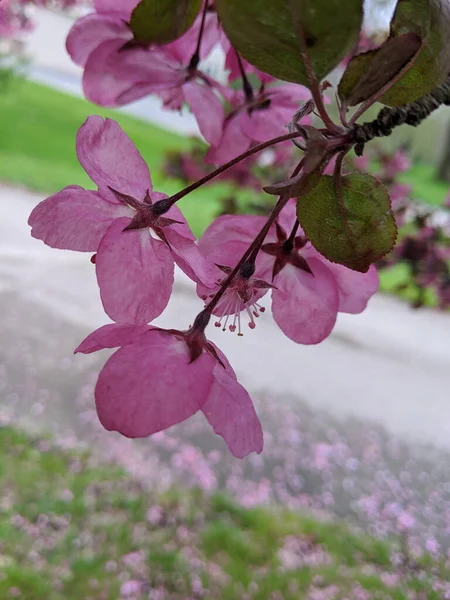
[0,0,85,39]
[27,0,388,457]
[29,115,378,457]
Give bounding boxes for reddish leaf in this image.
[338,32,422,107]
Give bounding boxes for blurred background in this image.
[1,1,450,599]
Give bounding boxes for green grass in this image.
[400,163,449,206]
[0,78,234,236]
[0,426,448,599]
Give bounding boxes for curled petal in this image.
[272,259,339,344]
[242,109,284,143]
[323,261,379,314]
[28,186,130,252]
[184,81,224,146]
[198,214,272,277]
[66,14,130,67]
[95,330,216,437]
[76,116,152,201]
[75,323,152,354]
[83,40,144,108]
[96,217,174,325]
[164,227,216,287]
[202,362,263,458]
[199,214,267,258]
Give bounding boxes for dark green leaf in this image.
[297,173,397,272]
[130,0,202,45]
[338,33,422,107]
[215,0,363,85]
[380,0,450,106]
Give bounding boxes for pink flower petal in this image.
[75,323,152,354]
[323,262,379,314]
[96,217,174,324]
[76,116,152,201]
[242,109,283,143]
[164,12,219,64]
[93,0,139,17]
[95,330,215,437]
[202,362,263,458]
[272,259,339,344]
[184,81,224,146]
[206,111,251,165]
[28,185,130,251]
[82,40,142,107]
[198,214,273,277]
[83,43,177,108]
[199,214,267,258]
[150,192,195,241]
[274,198,297,235]
[66,14,130,67]
[164,227,216,287]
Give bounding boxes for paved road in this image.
[2,183,450,450]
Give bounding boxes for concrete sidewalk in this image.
[1,183,450,449]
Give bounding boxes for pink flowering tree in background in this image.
[0,0,87,40]
[27,0,450,457]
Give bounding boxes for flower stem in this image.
[155,131,304,212]
[236,51,254,100]
[203,160,305,316]
[188,1,208,70]
[202,195,290,316]
[289,2,341,136]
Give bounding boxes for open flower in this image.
[29,116,215,325]
[198,264,273,335]
[75,321,263,458]
[198,201,379,344]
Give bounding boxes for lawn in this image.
[400,163,449,206]
[0,425,448,599]
[0,78,232,237]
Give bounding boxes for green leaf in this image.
[130,0,202,45]
[338,33,422,107]
[215,0,363,85]
[380,0,450,106]
[297,173,397,272]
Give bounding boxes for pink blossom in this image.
[65,0,169,107]
[206,82,311,165]
[425,537,440,555]
[75,322,263,458]
[68,7,225,145]
[397,511,416,532]
[29,116,214,325]
[120,579,143,597]
[198,201,379,344]
[381,149,411,179]
[197,264,273,335]
[214,85,311,163]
